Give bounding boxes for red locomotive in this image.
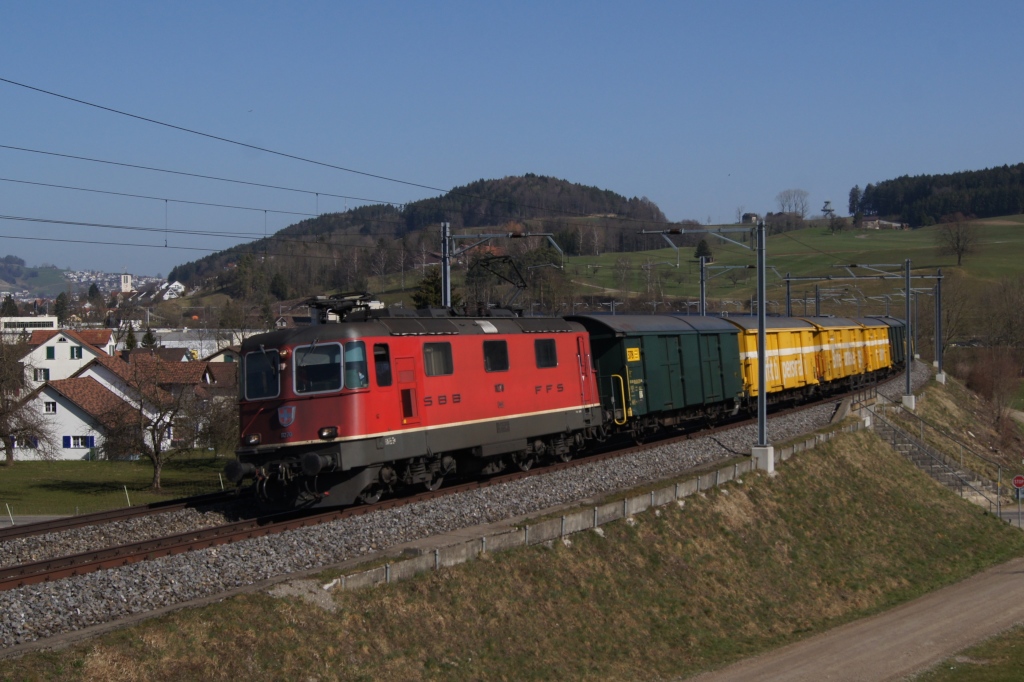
[226,295,602,507]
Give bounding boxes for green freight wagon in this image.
[568,315,742,439]
[866,316,909,366]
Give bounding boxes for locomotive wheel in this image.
[358,486,383,505]
[513,452,534,472]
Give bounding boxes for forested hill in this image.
[853,163,1024,226]
[168,174,667,285]
[402,174,666,230]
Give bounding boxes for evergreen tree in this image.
[54,292,70,326]
[694,239,713,262]
[124,326,138,351]
[412,267,463,309]
[848,185,862,215]
[0,295,18,317]
[141,327,157,349]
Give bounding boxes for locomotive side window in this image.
[344,341,369,388]
[423,342,454,376]
[374,344,392,386]
[483,340,509,372]
[244,349,281,400]
[535,338,558,368]
[294,343,342,394]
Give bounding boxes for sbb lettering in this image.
[424,394,461,407]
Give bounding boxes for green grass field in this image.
[371,216,1024,318]
[0,453,227,517]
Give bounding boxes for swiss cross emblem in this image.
[278,406,296,427]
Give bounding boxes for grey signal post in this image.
[902,259,915,410]
[752,219,774,472]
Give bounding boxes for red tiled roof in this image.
[207,362,237,387]
[47,377,138,430]
[29,329,112,355]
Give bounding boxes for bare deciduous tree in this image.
[776,188,810,218]
[936,213,978,266]
[101,358,205,490]
[0,339,58,465]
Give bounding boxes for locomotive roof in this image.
[239,316,582,351]
[567,314,738,335]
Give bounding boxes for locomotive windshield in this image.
[244,349,280,400]
[344,341,369,388]
[295,343,342,394]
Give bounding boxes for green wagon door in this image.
[700,333,726,402]
[641,335,682,411]
[624,339,648,417]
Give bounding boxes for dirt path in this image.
[689,556,1024,681]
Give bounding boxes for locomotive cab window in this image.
[344,341,369,389]
[294,343,342,394]
[535,338,558,368]
[423,342,453,376]
[483,340,509,372]
[244,349,281,400]
[374,344,392,387]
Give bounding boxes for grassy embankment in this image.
[0,453,225,516]
[2,406,1023,680]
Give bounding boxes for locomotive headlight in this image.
[318,426,339,440]
[244,433,261,446]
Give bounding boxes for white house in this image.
[14,377,127,461]
[21,329,112,391]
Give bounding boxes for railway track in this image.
[0,490,239,543]
[0,385,878,593]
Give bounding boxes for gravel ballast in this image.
[0,363,932,649]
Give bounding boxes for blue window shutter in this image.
[87,436,95,448]
[62,436,71,448]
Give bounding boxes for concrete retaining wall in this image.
[326,421,864,593]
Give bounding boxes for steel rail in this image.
[0,490,239,542]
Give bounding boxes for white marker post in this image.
[1014,475,1024,528]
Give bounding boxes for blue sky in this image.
[1,1,1021,276]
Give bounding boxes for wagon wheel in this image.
[513,451,535,472]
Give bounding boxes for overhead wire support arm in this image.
[442,227,563,308]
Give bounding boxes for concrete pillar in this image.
[752,445,775,473]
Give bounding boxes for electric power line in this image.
[0,177,318,217]
[0,77,677,227]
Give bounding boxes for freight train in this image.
[225,294,907,508]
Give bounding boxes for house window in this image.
[45,346,55,360]
[483,340,509,372]
[535,339,558,368]
[33,368,49,382]
[70,346,83,359]
[44,402,57,414]
[64,435,95,449]
[423,343,453,376]
[14,436,38,449]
